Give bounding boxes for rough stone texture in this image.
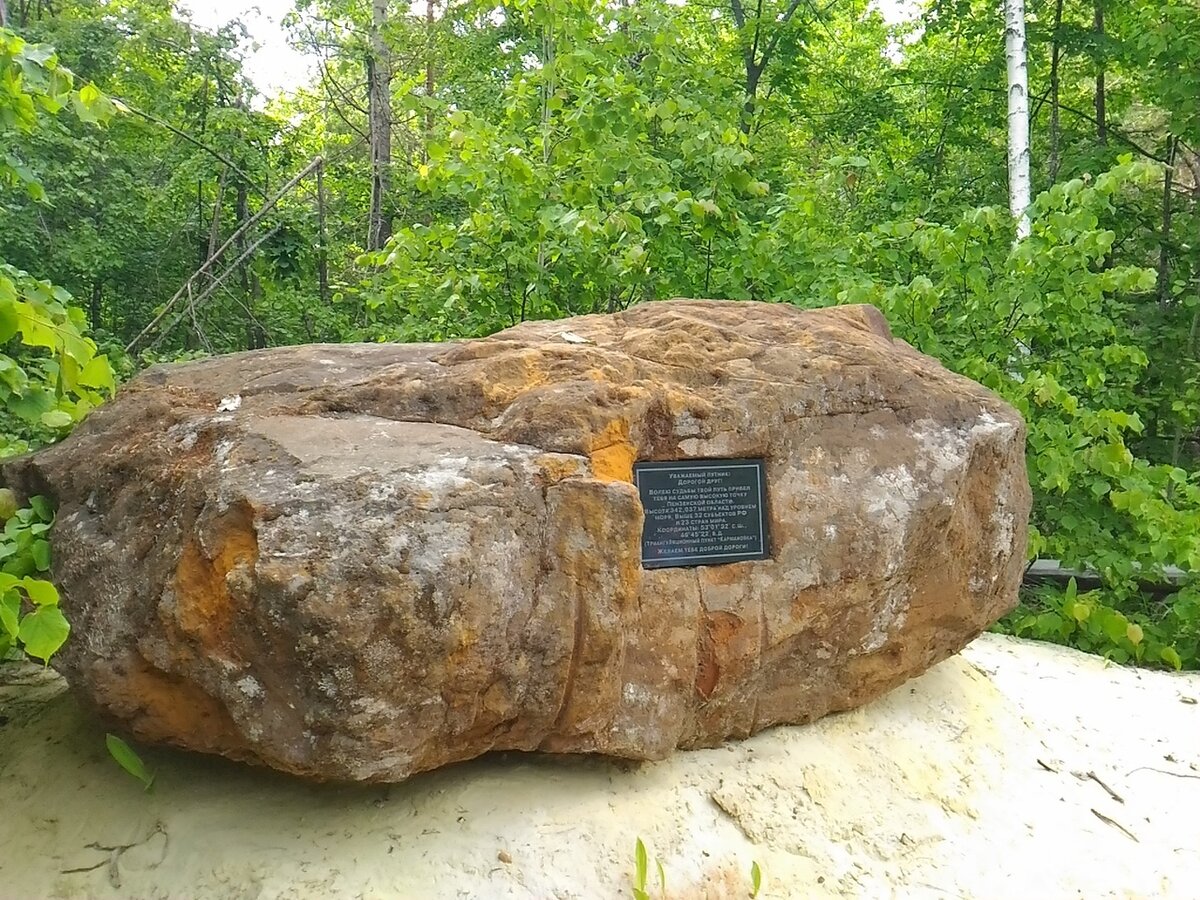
[2,300,1031,782]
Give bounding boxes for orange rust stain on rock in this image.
[102,655,249,754]
[588,418,637,483]
[534,455,585,486]
[476,349,549,406]
[174,503,258,653]
[694,610,744,700]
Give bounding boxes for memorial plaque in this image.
[633,458,770,569]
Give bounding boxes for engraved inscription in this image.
[634,459,770,569]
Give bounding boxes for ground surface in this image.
[2,633,1197,899]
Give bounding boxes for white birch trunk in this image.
[1005,0,1032,240]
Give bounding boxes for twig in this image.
[1086,771,1124,804]
[60,861,107,875]
[1126,766,1200,781]
[1091,809,1138,842]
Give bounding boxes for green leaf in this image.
[1102,613,1129,644]
[31,539,50,571]
[29,496,52,521]
[1161,647,1182,671]
[0,299,18,343]
[751,860,762,897]
[17,604,69,662]
[77,355,114,391]
[39,409,75,429]
[635,838,648,889]
[21,576,58,605]
[0,589,20,638]
[105,733,155,790]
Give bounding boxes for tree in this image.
[366,0,392,250]
[1005,0,1032,238]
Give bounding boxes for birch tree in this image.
[1005,0,1031,239]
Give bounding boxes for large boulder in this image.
[2,301,1031,782]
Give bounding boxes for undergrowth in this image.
[994,577,1199,670]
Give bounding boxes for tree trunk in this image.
[1048,0,1064,184]
[424,0,435,161]
[196,181,207,271]
[316,159,330,307]
[89,281,102,331]
[1169,300,1200,476]
[742,59,762,135]
[1158,136,1178,306]
[1005,0,1032,239]
[0,0,9,29]
[728,0,809,137]
[236,181,253,350]
[1094,1,1107,145]
[366,0,392,251]
[208,167,228,259]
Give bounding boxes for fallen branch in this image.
[125,157,323,354]
[1091,808,1138,842]
[140,225,283,355]
[1085,771,1124,804]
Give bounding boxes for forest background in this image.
[0,0,1197,669]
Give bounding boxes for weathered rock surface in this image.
[2,300,1031,782]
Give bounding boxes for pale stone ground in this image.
[1,633,1197,899]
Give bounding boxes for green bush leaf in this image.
[29,496,52,521]
[39,409,74,429]
[17,604,68,662]
[105,733,155,790]
[21,576,57,605]
[0,589,20,638]
[30,539,50,571]
[78,355,115,390]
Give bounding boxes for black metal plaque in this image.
[633,459,770,569]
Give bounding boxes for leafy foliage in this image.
[0,493,66,662]
[1,27,115,664]
[846,161,1199,590]
[1000,578,1194,670]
